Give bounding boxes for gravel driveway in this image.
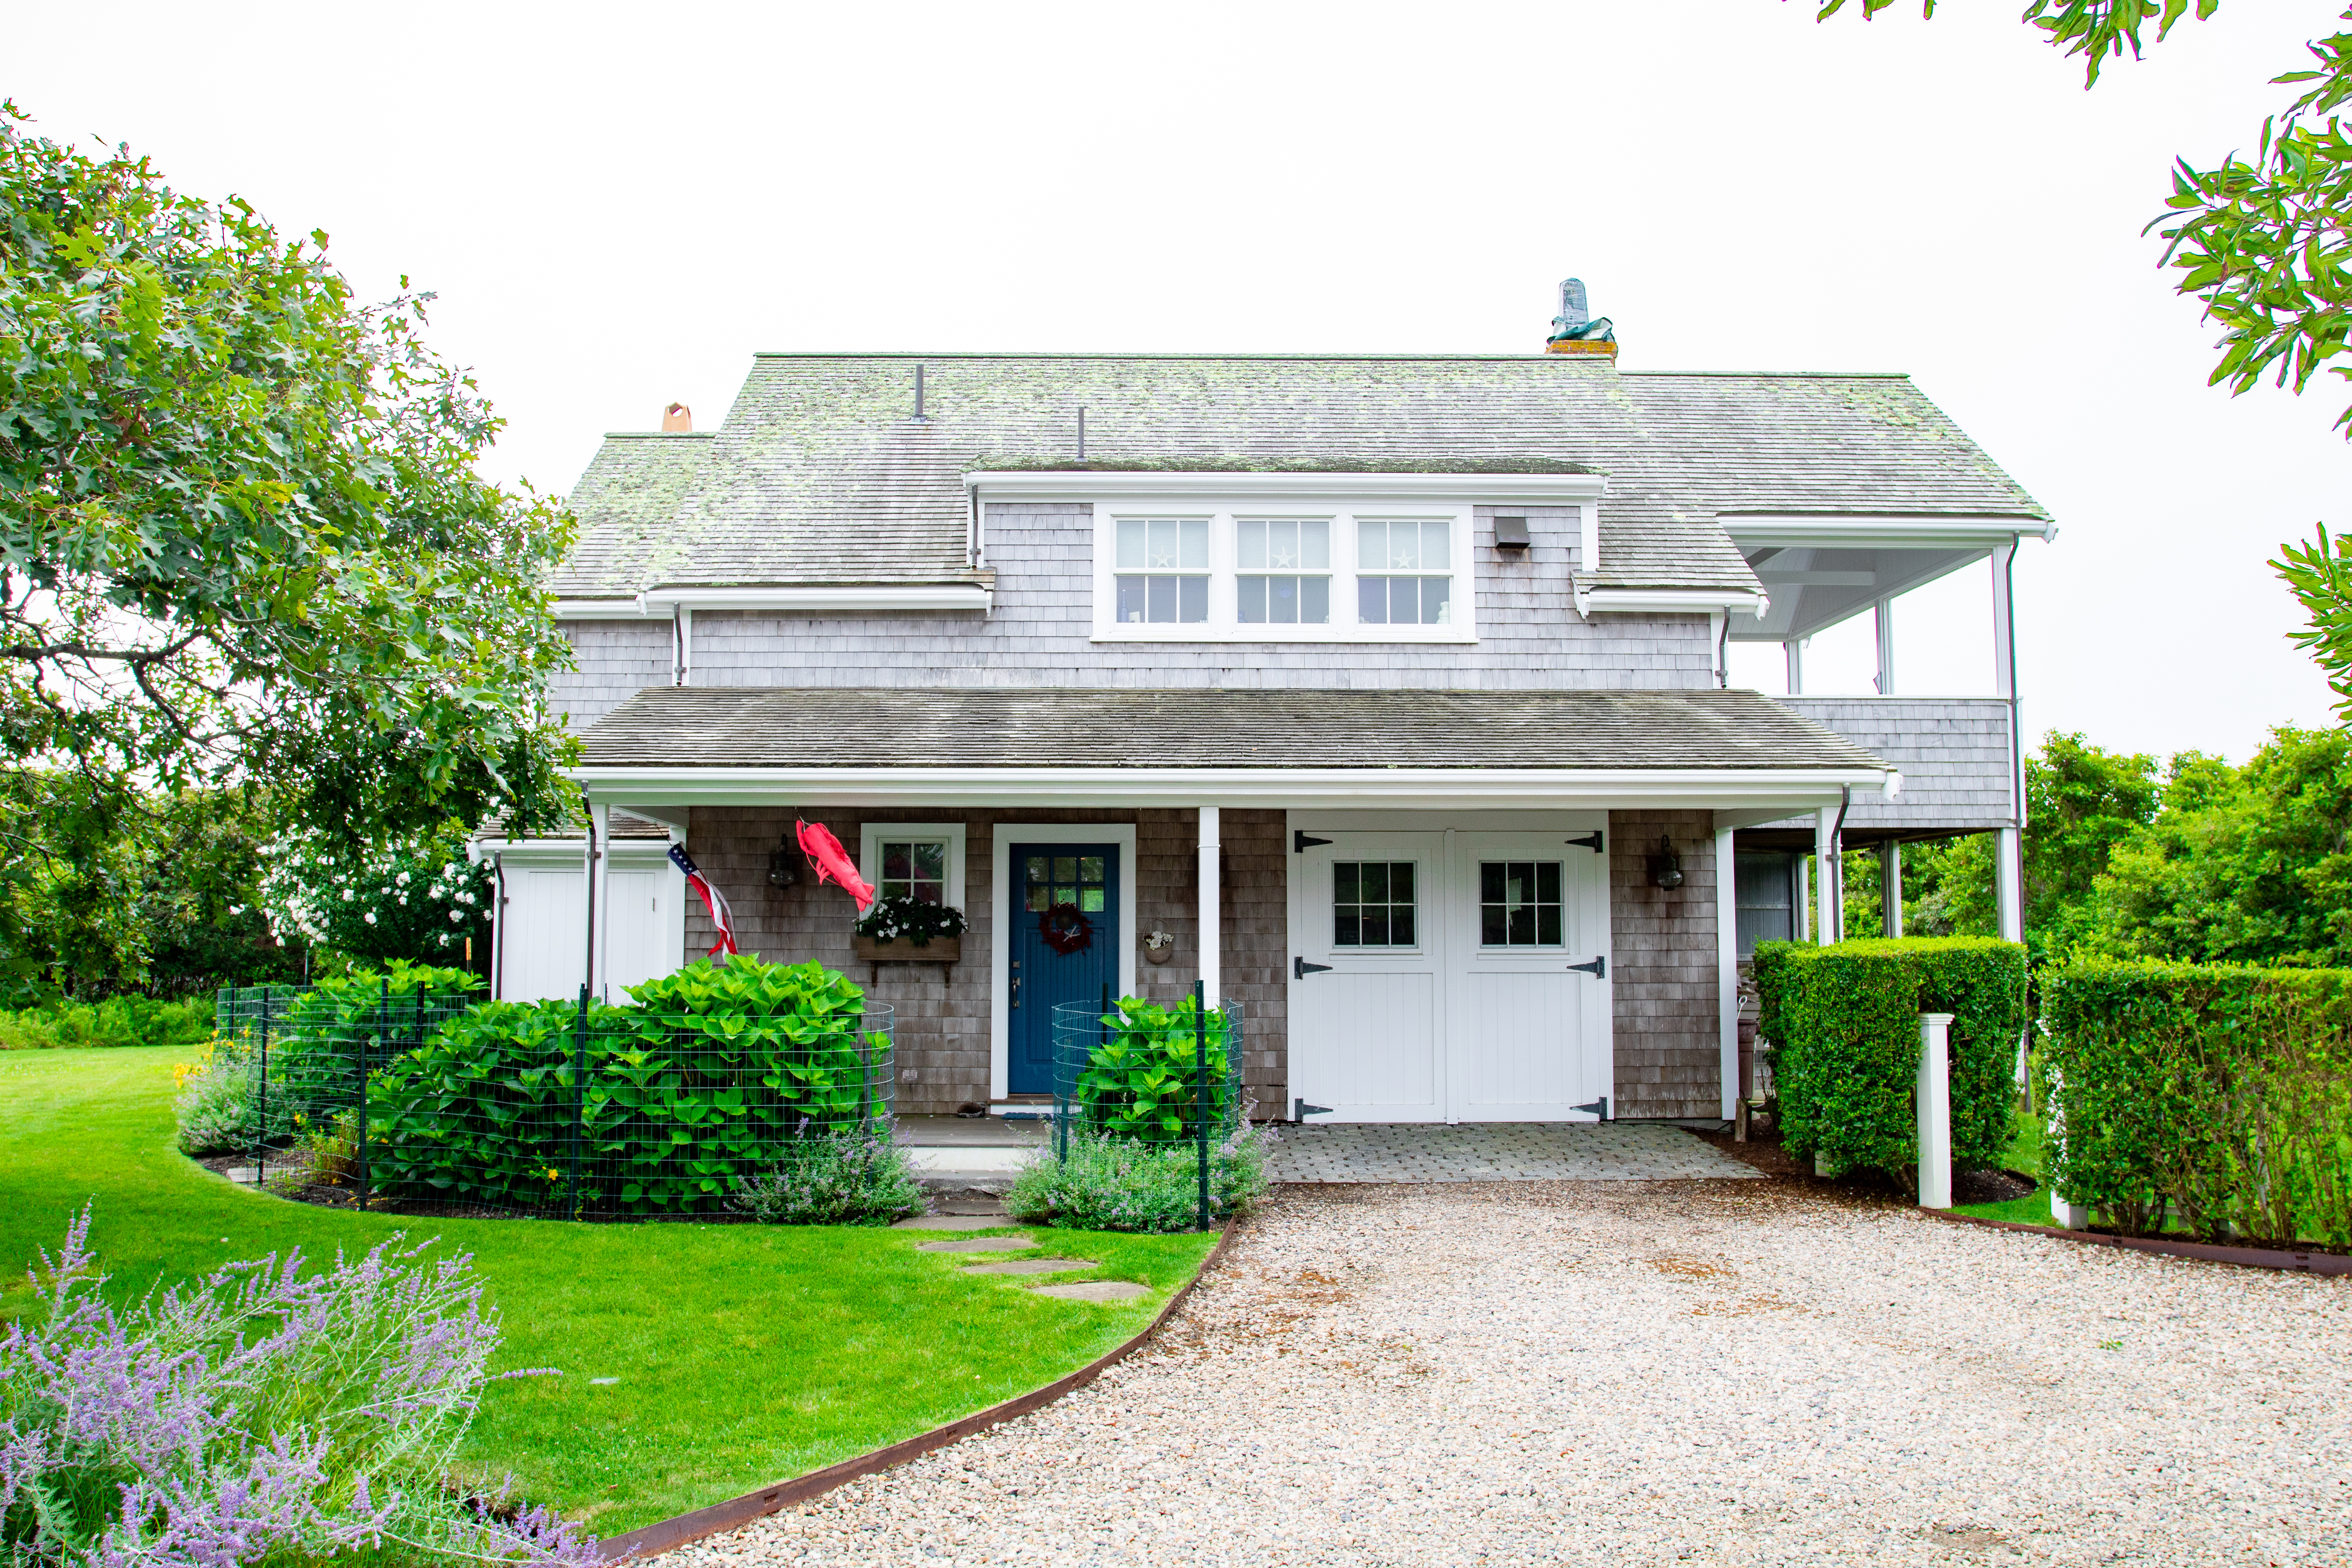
[668,1180,2352,1566]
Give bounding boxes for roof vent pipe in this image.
[913,363,926,422]
[1076,407,1087,465]
[661,402,692,432]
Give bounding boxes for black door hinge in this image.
[1294,831,1332,853]
[1567,956,1606,979]
[1572,1096,1610,1121]
[1566,831,1604,854]
[1294,1098,1333,1120]
[1294,957,1333,979]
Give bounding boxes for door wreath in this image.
[1038,902,1094,955]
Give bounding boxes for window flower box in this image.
[854,935,962,964]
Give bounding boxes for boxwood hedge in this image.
[1754,936,2027,1180]
[2040,960,2352,1246]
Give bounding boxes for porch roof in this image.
[570,686,1895,813]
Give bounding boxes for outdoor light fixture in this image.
[767,838,802,889]
[1648,833,1684,891]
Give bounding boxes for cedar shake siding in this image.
[1608,809,1721,1121]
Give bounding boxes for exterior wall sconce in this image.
[1494,515,1530,552]
[767,839,802,889]
[1648,833,1684,891]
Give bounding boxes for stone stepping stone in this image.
[962,1257,1099,1276]
[917,1236,1036,1253]
[1032,1281,1152,1303]
[894,1214,1010,1231]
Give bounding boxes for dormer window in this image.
[1236,519,1331,624]
[1356,519,1454,625]
[1114,517,1209,623]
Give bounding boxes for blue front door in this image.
[1007,843,1119,1095]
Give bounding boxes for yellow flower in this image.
[543,1167,562,1183]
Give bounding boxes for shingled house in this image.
[480,288,2050,1124]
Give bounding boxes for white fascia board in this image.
[553,599,651,621]
[1580,588,1770,619]
[642,585,993,613]
[1725,514,2058,549]
[965,470,1609,505]
[567,763,1894,813]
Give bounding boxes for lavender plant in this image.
[1006,1118,1272,1233]
[0,1208,595,1568]
[726,1123,926,1226]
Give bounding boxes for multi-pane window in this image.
[1357,519,1453,625]
[1114,517,1209,624]
[1236,519,1331,624]
[877,839,948,904]
[1334,861,1417,947]
[1024,853,1108,913]
[1479,860,1564,947]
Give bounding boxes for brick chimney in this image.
[661,402,693,432]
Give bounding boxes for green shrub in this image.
[1071,995,1238,1146]
[1754,936,2027,1179]
[0,995,214,1051]
[2040,960,2352,1245]
[1007,1122,1269,1232]
[726,1124,926,1225]
[172,1037,261,1155]
[363,956,891,1215]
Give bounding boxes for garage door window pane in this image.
[1479,859,1564,947]
[1334,860,1417,947]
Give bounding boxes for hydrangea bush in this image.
[0,1208,594,1568]
[256,827,491,968]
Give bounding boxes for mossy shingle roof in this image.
[554,354,2047,597]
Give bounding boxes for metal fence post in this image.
[358,978,382,1210]
[256,987,273,1188]
[1194,979,1209,1231]
[570,983,588,1216]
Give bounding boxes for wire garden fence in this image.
[214,979,894,1219]
[1051,982,1244,1229]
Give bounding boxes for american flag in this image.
[666,844,739,956]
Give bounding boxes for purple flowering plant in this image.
[0,1208,597,1568]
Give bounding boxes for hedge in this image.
[2040,960,2352,1247]
[1754,936,2027,1179]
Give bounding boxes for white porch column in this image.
[1873,598,1896,695]
[1814,807,1840,945]
[1715,826,1739,1120]
[1881,840,1903,938]
[590,800,612,1002]
[1197,806,1221,1006]
[1784,636,1807,695]
[1916,1011,1954,1209]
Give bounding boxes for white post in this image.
[1814,807,1839,945]
[1881,840,1902,938]
[1916,1011,1953,1209]
[1795,852,1810,943]
[590,800,612,1003]
[1784,637,1806,695]
[1873,598,1896,695]
[1715,826,1739,1120]
[1996,826,2023,944]
[1197,806,1221,1007]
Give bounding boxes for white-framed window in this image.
[857,822,968,910]
[1090,503,1475,642]
[1112,516,1210,624]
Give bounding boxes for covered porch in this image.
[553,686,1897,1124]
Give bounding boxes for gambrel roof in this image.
[553,354,2047,599]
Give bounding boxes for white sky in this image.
[15,1,2349,762]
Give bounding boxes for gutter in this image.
[554,584,994,618]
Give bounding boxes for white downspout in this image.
[1715,825,1739,1120]
[1197,806,1221,1009]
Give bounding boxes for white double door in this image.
[1289,826,1612,1123]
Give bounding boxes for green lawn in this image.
[1954,1101,2051,1226]
[0,1046,1219,1536]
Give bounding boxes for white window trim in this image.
[989,823,1139,1101]
[858,821,969,911]
[1090,501,1479,643]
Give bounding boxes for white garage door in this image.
[497,855,683,1004]
[1290,826,1612,1123]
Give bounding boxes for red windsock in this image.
[797,819,876,911]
